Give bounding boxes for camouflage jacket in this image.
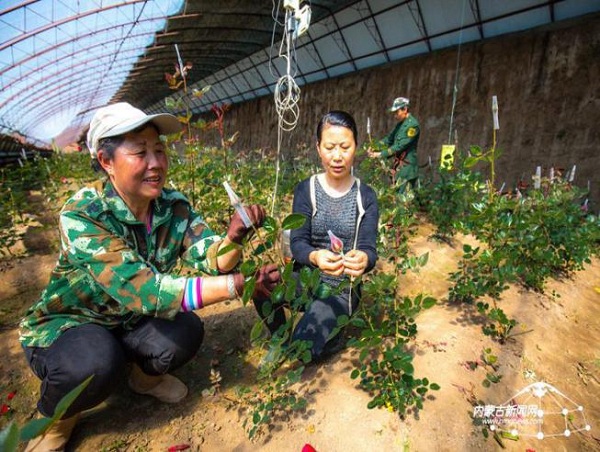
[19,181,223,348]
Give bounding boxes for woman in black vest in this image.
[254,111,379,362]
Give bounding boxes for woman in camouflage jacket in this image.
[20,102,280,451]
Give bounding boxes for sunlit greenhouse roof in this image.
[1,0,598,149]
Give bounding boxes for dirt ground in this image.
[1,205,599,452]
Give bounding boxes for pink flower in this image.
[1,404,10,415]
[7,391,15,400]
[327,230,344,254]
[302,444,317,452]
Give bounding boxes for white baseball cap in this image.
[389,97,410,112]
[86,102,181,157]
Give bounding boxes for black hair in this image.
[91,122,159,173]
[316,110,358,145]
[91,135,123,173]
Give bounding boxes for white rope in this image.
[269,2,303,214]
[273,7,301,133]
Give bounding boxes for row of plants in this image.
[0,147,96,257]
[416,146,599,342]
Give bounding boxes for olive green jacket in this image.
[380,114,420,181]
[19,181,222,348]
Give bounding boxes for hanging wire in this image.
[273,9,301,132]
[269,0,304,214]
[448,0,468,144]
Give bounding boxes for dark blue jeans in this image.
[23,312,204,418]
[253,273,360,361]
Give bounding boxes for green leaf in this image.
[430,383,441,390]
[470,145,482,156]
[250,321,264,342]
[327,327,341,341]
[240,261,257,277]
[336,314,349,327]
[422,297,436,309]
[284,277,297,302]
[301,350,312,363]
[368,336,382,347]
[21,375,92,442]
[500,430,519,441]
[19,418,52,442]
[253,242,273,256]
[270,284,285,304]
[359,348,370,362]
[486,354,498,365]
[261,300,273,317]
[253,412,261,424]
[263,216,278,233]
[282,261,294,280]
[486,373,502,383]
[216,242,240,256]
[53,375,94,419]
[248,425,257,438]
[299,267,312,285]
[281,213,306,230]
[350,369,360,379]
[400,362,414,375]
[0,421,19,452]
[242,278,256,304]
[310,268,321,288]
[350,317,367,328]
[464,156,479,168]
[314,283,332,299]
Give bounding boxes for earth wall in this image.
[209,13,600,209]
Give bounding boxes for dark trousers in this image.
[23,312,204,418]
[253,274,360,361]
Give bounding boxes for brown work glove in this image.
[226,204,266,244]
[233,264,281,300]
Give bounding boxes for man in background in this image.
[368,97,420,193]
